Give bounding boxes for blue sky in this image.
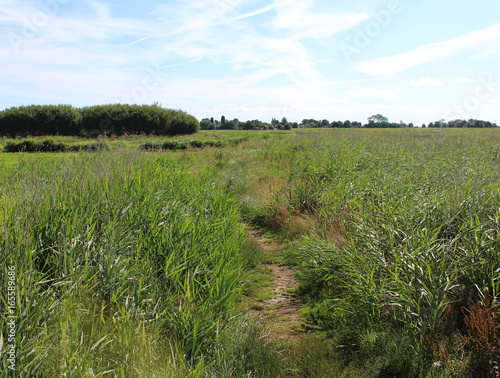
[1,0,499,125]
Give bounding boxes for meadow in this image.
[1,128,499,377]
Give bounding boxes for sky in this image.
[1,0,499,125]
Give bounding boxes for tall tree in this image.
[368,114,389,123]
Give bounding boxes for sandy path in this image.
[246,230,302,340]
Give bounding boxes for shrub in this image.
[4,139,67,152]
[0,104,199,137]
[0,105,82,137]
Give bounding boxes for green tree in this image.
[368,114,389,123]
[200,119,213,130]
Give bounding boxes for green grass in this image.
[1,128,499,376]
[248,128,500,376]
[0,150,246,375]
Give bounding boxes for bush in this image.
[4,139,67,152]
[0,105,82,137]
[0,104,199,137]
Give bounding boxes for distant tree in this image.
[343,120,351,128]
[321,119,329,127]
[200,118,213,130]
[219,118,239,130]
[242,121,255,130]
[301,119,318,127]
[435,119,447,128]
[221,115,226,125]
[408,122,414,128]
[368,114,389,124]
[448,119,466,128]
[281,117,288,125]
[421,123,426,128]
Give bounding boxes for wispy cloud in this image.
[354,24,500,76]
[214,4,276,26]
[271,0,370,39]
[1,0,499,125]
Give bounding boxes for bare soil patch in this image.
[246,230,302,340]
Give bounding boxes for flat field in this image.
[1,128,499,377]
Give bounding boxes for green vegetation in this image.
[139,136,249,151]
[0,152,248,375]
[4,139,109,153]
[0,104,199,137]
[245,128,500,376]
[200,114,498,130]
[1,128,499,376]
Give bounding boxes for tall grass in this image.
[2,129,499,376]
[251,129,500,375]
[0,150,245,375]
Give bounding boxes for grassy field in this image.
[1,128,499,376]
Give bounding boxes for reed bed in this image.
[254,129,500,376]
[0,150,246,376]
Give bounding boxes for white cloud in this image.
[354,24,500,76]
[409,77,443,87]
[271,0,371,39]
[214,4,276,26]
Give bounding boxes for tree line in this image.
[425,119,497,128]
[0,104,200,137]
[201,113,498,130]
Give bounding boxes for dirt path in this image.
[246,230,302,340]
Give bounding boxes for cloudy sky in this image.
[1,0,499,125]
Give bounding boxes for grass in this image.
[1,128,499,376]
[0,150,247,375]
[247,128,500,376]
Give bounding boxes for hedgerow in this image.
[0,104,199,137]
[139,137,248,151]
[3,139,109,153]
